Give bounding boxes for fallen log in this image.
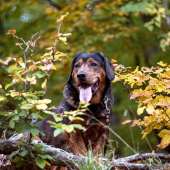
[0,139,169,170]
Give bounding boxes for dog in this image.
[37,52,115,156]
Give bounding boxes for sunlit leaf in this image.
[41,79,47,89]
[121,120,132,125]
[59,37,67,45]
[36,104,48,110]
[20,104,34,110]
[54,128,64,137]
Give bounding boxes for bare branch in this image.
[117,152,170,163]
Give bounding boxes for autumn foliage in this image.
[115,60,170,150]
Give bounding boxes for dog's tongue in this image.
[79,86,92,103]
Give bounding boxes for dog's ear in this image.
[67,53,82,83]
[99,52,115,81]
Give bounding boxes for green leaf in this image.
[0,96,7,101]
[30,128,40,136]
[33,71,45,78]
[53,115,63,122]
[16,141,24,146]
[12,156,21,163]
[0,84,2,88]
[31,113,44,119]
[9,151,19,159]
[18,150,28,157]
[73,124,85,130]
[38,154,54,160]
[34,145,44,154]
[35,157,46,169]
[9,119,15,128]
[43,111,54,115]
[19,62,25,68]
[21,145,27,151]
[12,115,19,121]
[15,120,31,133]
[47,121,61,127]
[5,83,12,90]
[62,124,74,133]
[20,103,34,110]
[19,110,29,116]
[54,128,64,137]
[16,160,27,168]
[7,66,18,73]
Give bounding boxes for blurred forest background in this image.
[1,0,170,157]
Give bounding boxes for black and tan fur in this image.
[37,52,115,156]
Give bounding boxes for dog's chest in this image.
[78,115,106,144]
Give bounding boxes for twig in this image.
[129,106,153,151]
[120,80,131,95]
[40,71,50,99]
[27,132,37,170]
[85,108,137,154]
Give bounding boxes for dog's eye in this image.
[90,63,97,67]
[75,64,80,68]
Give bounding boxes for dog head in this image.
[67,52,115,105]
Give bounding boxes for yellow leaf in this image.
[158,129,170,138]
[51,65,56,70]
[149,78,158,86]
[59,37,67,45]
[157,61,167,67]
[57,12,69,23]
[133,66,139,73]
[155,84,166,92]
[10,91,20,97]
[137,106,146,115]
[159,135,170,149]
[44,160,51,166]
[62,33,71,36]
[36,104,48,110]
[146,103,154,114]
[143,90,153,97]
[111,59,117,64]
[39,99,51,104]
[41,79,47,89]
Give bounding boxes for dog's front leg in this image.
[69,130,87,156]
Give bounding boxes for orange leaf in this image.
[111,59,117,64]
[15,42,23,46]
[149,78,158,86]
[6,30,16,34]
[121,120,132,125]
[131,119,141,127]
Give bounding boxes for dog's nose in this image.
[77,72,86,80]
